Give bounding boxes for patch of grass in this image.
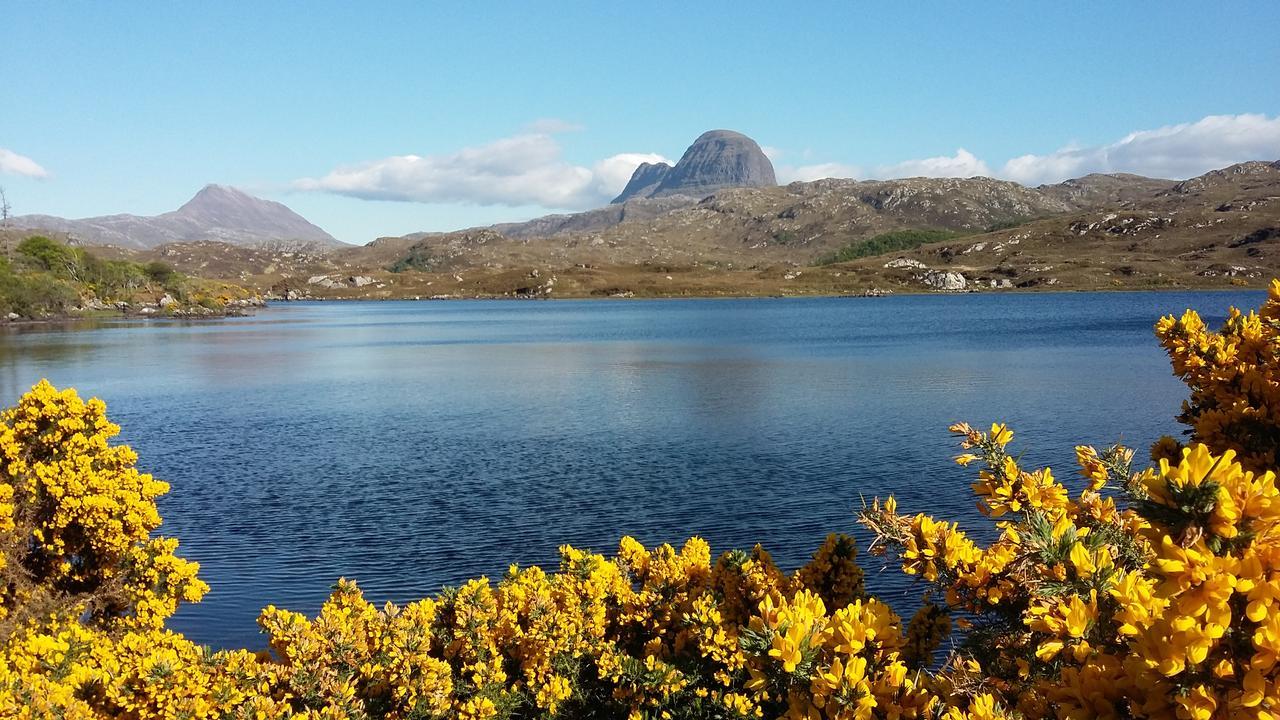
[817,229,962,265]
[985,217,1035,233]
[389,244,437,272]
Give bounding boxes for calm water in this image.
[0,291,1263,648]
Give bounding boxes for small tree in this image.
[0,186,10,228]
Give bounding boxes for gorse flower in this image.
[5,283,1280,718]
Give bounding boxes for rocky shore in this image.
[1,295,267,324]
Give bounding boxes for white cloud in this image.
[777,114,1280,186]
[760,145,783,161]
[777,149,988,183]
[999,114,1280,184]
[295,134,668,209]
[778,162,861,183]
[0,148,49,178]
[875,148,991,179]
[591,152,672,198]
[298,113,1280,212]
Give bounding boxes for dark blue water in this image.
[0,291,1262,648]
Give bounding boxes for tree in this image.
[16,235,78,278]
[0,186,10,228]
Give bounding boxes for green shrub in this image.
[817,229,961,265]
[0,269,80,316]
[16,236,78,276]
[3,236,195,314]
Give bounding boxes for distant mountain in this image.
[612,129,777,203]
[12,184,340,249]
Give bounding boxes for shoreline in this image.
[2,283,1267,328]
[267,282,1271,302]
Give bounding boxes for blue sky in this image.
[3,2,1279,244]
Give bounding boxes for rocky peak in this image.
[162,185,339,245]
[173,184,284,220]
[612,129,776,203]
[611,162,673,205]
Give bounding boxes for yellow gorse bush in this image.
[1153,280,1280,473]
[4,283,1280,718]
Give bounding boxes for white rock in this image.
[918,270,967,291]
[884,258,927,270]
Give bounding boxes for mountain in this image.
[369,160,1274,270]
[11,184,340,249]
[612,129,777,203]
[359,174,1149,275]
[109,158,1280,300]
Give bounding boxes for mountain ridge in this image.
[11,185,341,249]
[42,156,1280,301]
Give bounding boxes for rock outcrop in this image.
[612,130,776,203]
[919,270,967,291]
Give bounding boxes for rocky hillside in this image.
[11,185,341,250]
[51,158,1280,301]
[611,129,777,203]
[370,173,1160,272]
[490,196,698,240]
[830,159,1280,294]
